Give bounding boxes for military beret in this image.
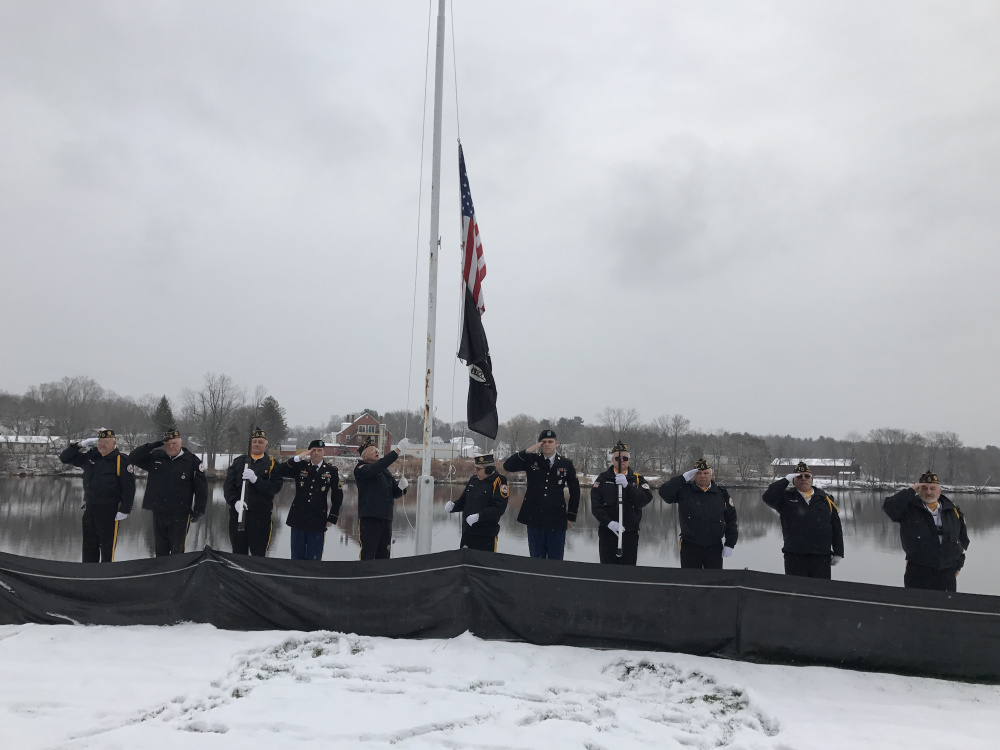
[794,461,810,474]
[538,429,557,441]
[612,440,629,454]
[474,453,495,467]
[163,428,181,441]
[308,439,326,449]
[695,458,710,471]
[97,428,116,439]
[919,469,940,484]
[251,427,267,440]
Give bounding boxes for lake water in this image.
[2,476,999,596]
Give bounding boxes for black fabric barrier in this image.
[1,548,998,681]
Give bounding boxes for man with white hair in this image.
[59,428,136,563]
[883,470,969,591]
[658,458,738,569]
[591,441,653,565]
[762,461,844,579]
[224,427,283,556]
[354,438,408,560]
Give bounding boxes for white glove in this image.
[234,499,247,514]
[831,555,843,566]
[80,437,99,448]
[242,468,258,483]
[722,546,734,558]
[614,473,628,487]
[608,521,623,534]
[683,469,697,481]
[444,500,455,512]
[115,512,128,521]
[785,473,799,483]
[466,513,480,526]
[397,476,409,490]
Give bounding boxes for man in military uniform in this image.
[445,453,509,552]
[762,461,844,579]
[129,427,208,556]
[223,427,283,556]
[590,441,653,565]
[59,428,136,563]
[883,470,970,591]
[502,429,580,560]
[658,458,738,569]
[273,439,344,560]
[354,437,408,560]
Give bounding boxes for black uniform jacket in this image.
[224,454,283,513]
[273,458,344,533]
[502,450,581,530]
[354,450,405,521]
[59,444,136,512]
[130,441,208,517]
[658,474,738,548]
[883,489,969,571]
[762,479,844,557]
[591,467,653,532]
[452,472,509,537]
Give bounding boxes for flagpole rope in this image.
[395,0,437,536]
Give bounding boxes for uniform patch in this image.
[198,463,205,473]
[592,481,600,488]
[729,498,734,506]
[641,483,650,490]
[126,464,134,474]
[500,483,509,498]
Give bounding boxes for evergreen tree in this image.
[259,395,288,447]
[150,395,176,435]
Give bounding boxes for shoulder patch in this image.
[198,463,205,473]
[729,498,734,507]
[592,481,600,488]
[126,464,134,474]
[500,483,509,498]
[641,483,650,491]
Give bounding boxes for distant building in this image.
[771,458,860,481]
[333,413,392,457]
[0,436,59,455]
[397,436,477,460]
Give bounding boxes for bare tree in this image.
[651,414,691,474]
[500,413,540,455]
[35,376,105,439]
[728,432,772,483]
[182,373,245,470]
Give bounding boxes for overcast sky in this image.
[2,1,998,446]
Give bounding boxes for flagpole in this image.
[415,0,447,556]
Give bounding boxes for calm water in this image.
[2,476,999,596]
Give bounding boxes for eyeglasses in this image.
[613,456,629,462]
[796,474,812,480]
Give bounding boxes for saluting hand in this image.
[294,451,310,462]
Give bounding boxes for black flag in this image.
[458,144,499,439]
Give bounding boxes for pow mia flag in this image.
[457,143,499,439]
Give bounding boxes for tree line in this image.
[2,378,998,486]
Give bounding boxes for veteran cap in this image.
[694,458,710,471]
[474,453,495,467]
[250,427,267,440]
[97,428,116,439]
[612,440,629,454]
[794,461,810,474]
[163,427,180,441]
[358,437,375,455]
[308,439,326,449]
[538,429,557,441]
[919,469,940,484]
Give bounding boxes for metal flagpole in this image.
[415,0,447,556]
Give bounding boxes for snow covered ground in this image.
[1,625,997,749]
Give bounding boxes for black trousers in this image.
[784,552,832,579]
[82,503,119,563]
[679,540,723,569]
[359,517,393,560]
[904,562,959,592]
[460,532,497,552]
[228,510,273,556]
[153,513,190,556]
[598,527,639,565]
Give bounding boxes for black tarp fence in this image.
[1,548,998,682]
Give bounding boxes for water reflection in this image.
[1,478,998,595]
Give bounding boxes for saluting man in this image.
[59,428,136,563]
[130,427,208,556]
[883,470,970,591]
[762,461,844,579]
[658,458,738,569]
[445,453,509,552]
[590,441,653,565]
[273,439,344,561]
[224,427,283,556]
[503,429,581,560]
[354,437,408,560]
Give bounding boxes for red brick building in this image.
[333,413,392,457]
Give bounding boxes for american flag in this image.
[460,144,486,316]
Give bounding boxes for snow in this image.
[1,624,997,748]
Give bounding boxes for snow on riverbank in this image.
[1,624,997,749]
